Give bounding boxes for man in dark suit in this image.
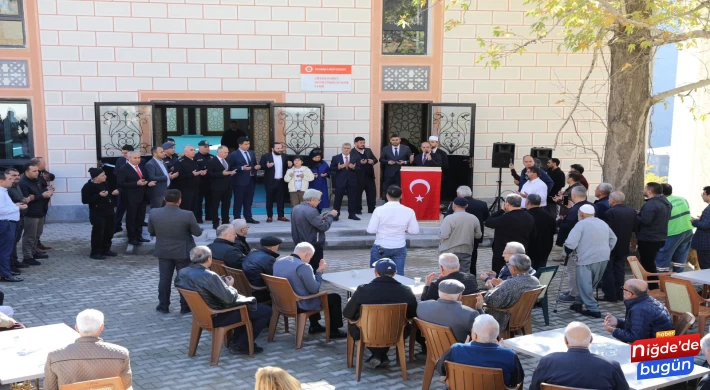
[195,140,215,223]
[352,137,378,214]
[525,194,557,270]
[259,142,291,223]
[207,146,235,229]
[428,136,449,168]
[220,121,247,153]
[529,321,628,390]
[330,143,360,221]
[116,152,152,246]
[545,158,566,218]
[145,146,177,209]
[444,185,489,274]
[148,189,203,314]
[175,145,207,222]
[601,191,638,302]
[411,141,443,167]
[113,144,134,233]
[380,134,412,197]
[226,137,260,224]
[484,194,536,273]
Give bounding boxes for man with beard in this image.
[352,137,378,214]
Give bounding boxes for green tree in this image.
[404,0,710,206]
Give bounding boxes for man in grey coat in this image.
[417,279,481,342]
[564,204,617,318]
[291,189,338,272]
[484,254,540,330]
[145,146,178,209]
[148,189,203,314]
[439,197,482,274]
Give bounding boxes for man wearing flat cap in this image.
[194,140,215,223]
[417,279,481,342]
[343,259,418,369]
[161,142,179,189]
[439,197,482,274]
[242,236,282,303]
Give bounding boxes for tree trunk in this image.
[602,6,653,209]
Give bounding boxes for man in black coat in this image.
[556,185,592,247]
[194,140,215,223]
[81,168,118,260]
[545,158,566,218]
[636,182,672,289]
[207,224,247,269]
[259,142,291,223]
[343,259,418,368]
[113,144,134,233]
[116,152,151,246]
[525,194,556,270]
[242,236,282,303]
[484,194,536,274]
[428,136,449,168]
[380,134,412,196]
[220,121,247,153]
[421,253,478,301]
[411,141,442,167]
[207,146,235,229]
[175,145,207,222]
[600,191,638,302]
[352,137,378,214]
[330,143,360,221]
[444,186,490,274]
[161,142,179,189]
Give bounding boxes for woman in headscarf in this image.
[81,168,118,260]
[308,148,330,212]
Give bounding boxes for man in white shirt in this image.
[0,170,26,282]
[366,185,419,275]
[519,166,548,209]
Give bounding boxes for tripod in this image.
[488,167,505,213]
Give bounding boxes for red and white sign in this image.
[401,169,442,221]
[300,65,352,92]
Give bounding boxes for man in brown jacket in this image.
[44,309,131,390]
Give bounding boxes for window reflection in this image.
[0,101,32,161]
[0,0,24,47]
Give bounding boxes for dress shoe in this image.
[581,310,601,318]
[114,227,124,234]
[246,219,260,224]
[266,217,273,223]
[569,303,583,312]
[142,222,148,227]
[356,212,363,215]
[128,240,142,246]
[138,237,150,243]
[13,261,28,269]
[212,225,219,230]
[196,219,204,224]
[24,259,42,266]
[35,251,47,256]
[155,306,169,314]
[90,254,106,260]
[333,216,339,221]
[180,308,192,314]
[38,243,51,250]
[33,253,49,259]
[330,329,348,339]
[308,324,327,334]
[368,209,375,213]
[0,276,23,282]
[11,269,20,276]
[102,250,118,257]
[277,217,289,222]
[229,344,264,355]
[598,296,618,303]
[348,215,361,221]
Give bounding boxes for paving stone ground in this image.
[1,222,703,390]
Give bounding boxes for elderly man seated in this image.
[436,314,524,388]
[241,236,282,303]
[175,246,273,354]
[44,309,131,390]
[208,224,246,269]
[529,321,629,390]
[273,242,347,338]
[232,218,251,253]
[603,279,673,343]
[479,242,533,289]
[484,254,540,330]
[417,279,481,342]
[698,334,710,389]
[421,253,478,301]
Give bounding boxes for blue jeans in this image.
[370,245,407,276]
[0,221,16,278]
[655,230,694,272]
[575,261,607,313]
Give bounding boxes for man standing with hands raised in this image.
[117,152,153,247]
[227,138,261,224]
[175,145,207,222]
[352,137,378,215]
[330,143,360,221]
[259,142,292,223]
[207,146,235,229]
[0,170,27,282]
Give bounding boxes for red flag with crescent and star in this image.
[400,168,442,221]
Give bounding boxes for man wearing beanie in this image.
[563,203,617,318]
[81,168,119,260]
[439,197,482,274]
[417,279,480,342]
[242,236,282,303]
[343,259,418,369]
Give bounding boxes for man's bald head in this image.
[625,279,649,297]
[564,321,593,348]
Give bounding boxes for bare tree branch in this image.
[596,0,660,32]
[567,116,604,169]
[657,29,710,45]
[650,78,710,104]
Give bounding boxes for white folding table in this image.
[322,268,425,298]
[0,323,79,385]
[504,328,709,390]
[672,269,710,285]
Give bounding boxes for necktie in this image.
[345,155,349,167]
[221,158,228,170]
[134,165,143,179]
[394,147,399,158]
[243,151,250,164]
[422,154,426,164]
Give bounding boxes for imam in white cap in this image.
[428,135,439,142]
[579,204,596,215]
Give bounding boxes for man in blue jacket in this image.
[603,279,673,343]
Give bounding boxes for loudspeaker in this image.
[530,147,553,166]
[492,143,515,168]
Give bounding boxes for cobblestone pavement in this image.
[1,223,702,390]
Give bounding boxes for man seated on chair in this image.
[602,279,673,343]
[436,314,524,388]
[697,334,710,390]
[272,242,348,339]
[343,259,418,369]
[242,235,282,303]
[175,246,273,355]
[44,309,132,390]
[207,224,246,269]
[529,321,629,390]
[483,254,540,331]
[417,279,481,342]
[421,253,478,301]
[479,242,534,289]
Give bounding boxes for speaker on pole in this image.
[530,147,553,166]
[492,142,515,168]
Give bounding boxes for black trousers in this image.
[210,185,232,228]
[114,195,126,232]
[11,217,23,261]
[348,322,412,360]
[334,183,358,216]
[233,178,256,219]
[492,255,506,275]
[470,241,480,274]
[308,243,324,274]
[213,304,273,349]
[180,188,201,222]
[265,180,286,218]
[355,175,376,213]
[124,198,146,241]
[198,180,211,222]
[89,214,115,255]
[698,250,710,270]
[601,251,627,301]
[301,293,344,330]
[382,175,400,197]
[638,240,665,290]
[157,258,190,311]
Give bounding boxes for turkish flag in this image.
[400,168,442,221]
